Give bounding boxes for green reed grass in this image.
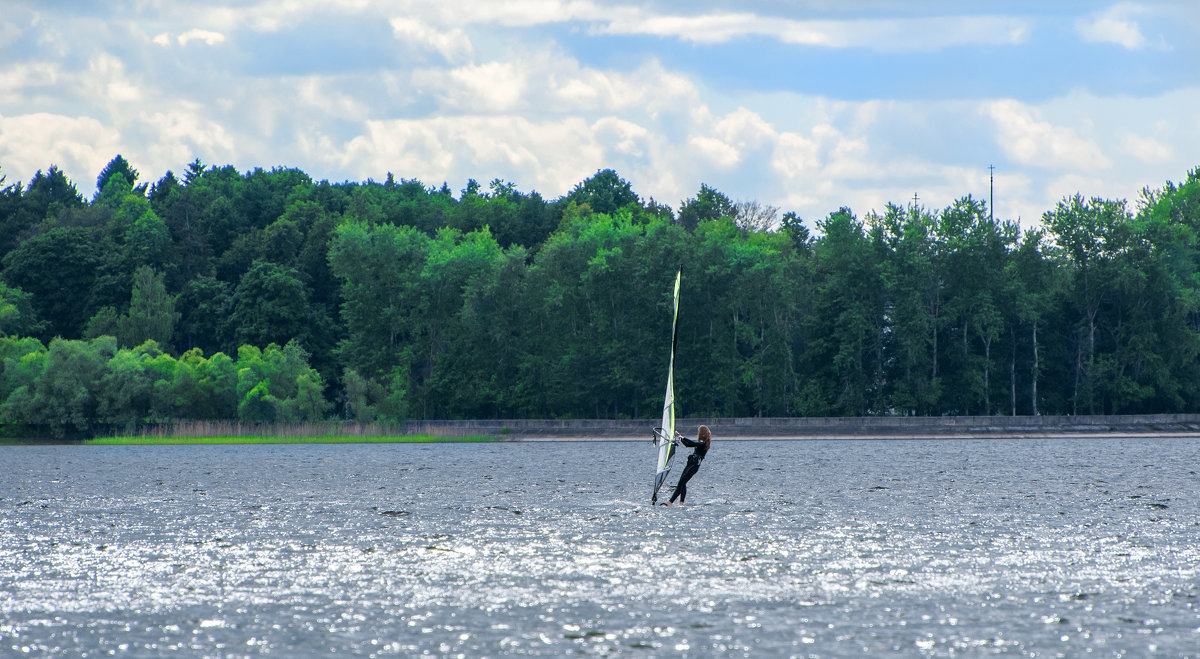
[85,435,492,445]
[86,420,495,445]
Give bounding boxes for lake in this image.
[2,438,1198,656]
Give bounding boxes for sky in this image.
[1,1,1198,228]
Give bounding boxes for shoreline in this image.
[503,431,1200,441]
[7,413,1200,444]
[450,413,1200,441]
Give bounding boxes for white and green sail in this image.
[652,269,682,504]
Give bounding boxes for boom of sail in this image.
[652,269,682,504]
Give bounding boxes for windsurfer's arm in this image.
[678,435,700,447]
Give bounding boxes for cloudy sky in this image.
[1,1,1197,227]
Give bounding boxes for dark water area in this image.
[2,439,1198,656]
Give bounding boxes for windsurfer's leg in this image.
[678,464,697,487]
[669,477,688,503]
[671,483,685,503]
[669,463,697,504]
[675,463,698,503]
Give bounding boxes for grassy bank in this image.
[82,420,496,445]
[84,434,493,445]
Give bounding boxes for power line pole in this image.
[988,164,995,222]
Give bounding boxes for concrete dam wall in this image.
[402,414,1200,440]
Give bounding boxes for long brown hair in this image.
[697,425,711,450]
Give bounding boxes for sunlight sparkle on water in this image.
[2,439,1199,655]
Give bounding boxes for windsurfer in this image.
[663,425,711,505]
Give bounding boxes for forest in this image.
[2,156,1200,437]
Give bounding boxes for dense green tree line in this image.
[2,156,1200,435]
[0,336,327,436]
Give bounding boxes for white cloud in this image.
[592,117,650,157]
[1121,133,1173,163]
[389,17,473,64]
[553,74,614,109]
[771,131,822,180]
[195,0,375,33]
[295,77,370,122]
[339,116,605,195]
[1077,4,1147,50]
[413,61,528,112]
[391,1,1029,52]
[139,106,237,167]
[679,106,779,171]
[179,29,226,46]
[545,59,700,117]
[0,61,62,104]
[985,99,1110,171]
[607,11,827,46]
[411,50,702,120]
[153,29,226,47]
[822,132,871,180]
[398,0,613,28]
[87,53,141,105]
[550,66,663,113]
[595,11,1029,51]
[1045,173,1111,205]
[0,113,121,187]
[688,135,741,168]
[712,108,775,151]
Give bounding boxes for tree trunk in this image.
[962,319,969,415]
[1010,333,1016,416]
[931,310,938,381]
[982,337,991,415]
[1072,339,1082,416]
[1031,321,1039,416]
[1087,309,1097,415]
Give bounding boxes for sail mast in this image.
[663,269,680,438]
[652,269,682,503]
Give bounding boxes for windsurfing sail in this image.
[652,269,682,504]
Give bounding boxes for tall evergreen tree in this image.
[117,267,179,350]
[94,155,141,201]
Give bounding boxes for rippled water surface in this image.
[2,438,1199,657]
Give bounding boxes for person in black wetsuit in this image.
[665,425,711,505]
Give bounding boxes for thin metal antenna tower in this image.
[988,164,995,222]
